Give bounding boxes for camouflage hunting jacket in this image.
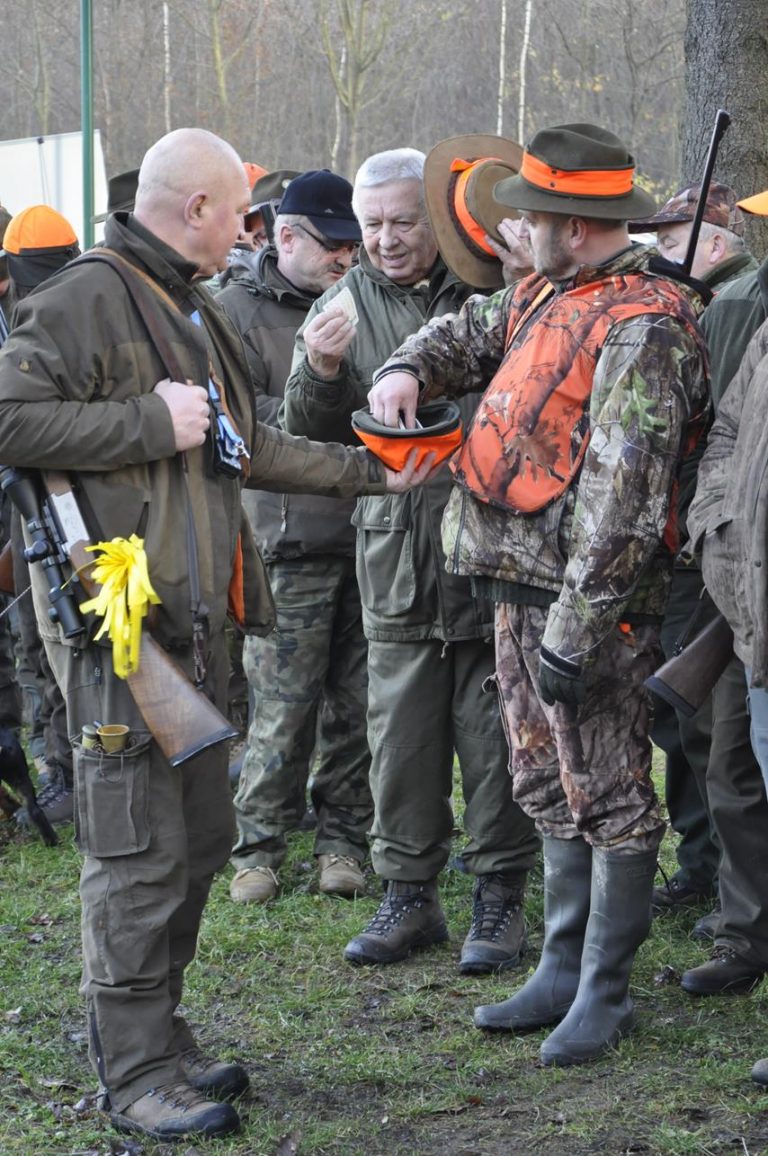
[380,245,708,668]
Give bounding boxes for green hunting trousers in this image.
[366,636,539,881]
[45,633,233,1113]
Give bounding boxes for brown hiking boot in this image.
[460,871,527,974]
[180,1044,250,1101]
[651,874,713,914]
[344,879,448,965]
[680,944,764,995]
[229,865,278,903]
[110,1079,240,1141]
[318,853,365,897]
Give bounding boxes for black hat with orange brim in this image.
[352,400,463,472]
[424,134,524,291]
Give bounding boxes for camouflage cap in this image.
[628,180,745,236]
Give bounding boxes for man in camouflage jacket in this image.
[368,124,708,1067]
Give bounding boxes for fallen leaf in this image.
[109,1136,145,1155]
[273,1132,300,1156]
[74,1091,101,1114]
[653,964,680,986]
[4,1006,22,1023]
[39,1076,77,1090]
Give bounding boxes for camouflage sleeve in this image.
[542,313,707,667]
[380,288,514,399]
[687,323,768,551]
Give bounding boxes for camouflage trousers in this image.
[495,603,665,853]
[231,555,372,870]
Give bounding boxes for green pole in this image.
[81,0,94,249]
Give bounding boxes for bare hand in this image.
[384,448,437,493]
[153,378,210,451]
[367,371,420,428]
[485,218,534,286]
[304,307,356,380]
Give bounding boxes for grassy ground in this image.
[2,765,768,1156]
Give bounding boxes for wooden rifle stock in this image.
[645,611,734,719]
[0,539,14,595]
[43,472,238,767]
[125,635,239,767]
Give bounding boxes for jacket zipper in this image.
[452,489,468,574]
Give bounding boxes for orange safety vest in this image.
[451,271,700,515]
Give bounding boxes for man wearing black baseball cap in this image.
[367,123,709,1066]
[217,169,371,906]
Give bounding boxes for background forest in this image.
[1,0,689,200]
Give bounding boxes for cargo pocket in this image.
[73,733,152,857]
[352,494,416,617]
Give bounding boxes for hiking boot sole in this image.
[110,1102,240,1141]
[344,924,449,966]
[681,970,763,996]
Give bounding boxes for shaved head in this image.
[134,127,251,276]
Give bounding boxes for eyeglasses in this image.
[292,221,359,254]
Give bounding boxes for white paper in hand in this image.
[324,285,358,326]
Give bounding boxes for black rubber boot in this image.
[539,847,657,1067]
[474,837,592,1031]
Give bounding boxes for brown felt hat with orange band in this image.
[493,123,657,221]
[352,400,463,472]
[424,134,524,290]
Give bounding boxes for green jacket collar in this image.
[703,250,759,291]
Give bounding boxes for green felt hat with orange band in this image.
[424,134,524,290]
[493,122,657,221]
[352,400,463,472]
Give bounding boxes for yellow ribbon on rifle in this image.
[79,535,161,679]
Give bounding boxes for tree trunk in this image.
[684,0,768,253]
[518,0,534,144]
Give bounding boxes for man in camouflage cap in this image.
[631,180,752,282]
[367,123,709,1067]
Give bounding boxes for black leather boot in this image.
[539,846,657,1066]
[474,837,592,1030]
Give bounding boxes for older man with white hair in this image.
[282,148,538,974]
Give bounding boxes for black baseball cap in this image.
[278,169,361,242]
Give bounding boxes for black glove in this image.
[539,645,587,706]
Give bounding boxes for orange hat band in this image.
[450,158,499,257]
[520,152,635,197]
[356,428,463,473]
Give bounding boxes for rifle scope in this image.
[0,466,85,639]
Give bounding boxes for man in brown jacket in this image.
[0,128,429,1144]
